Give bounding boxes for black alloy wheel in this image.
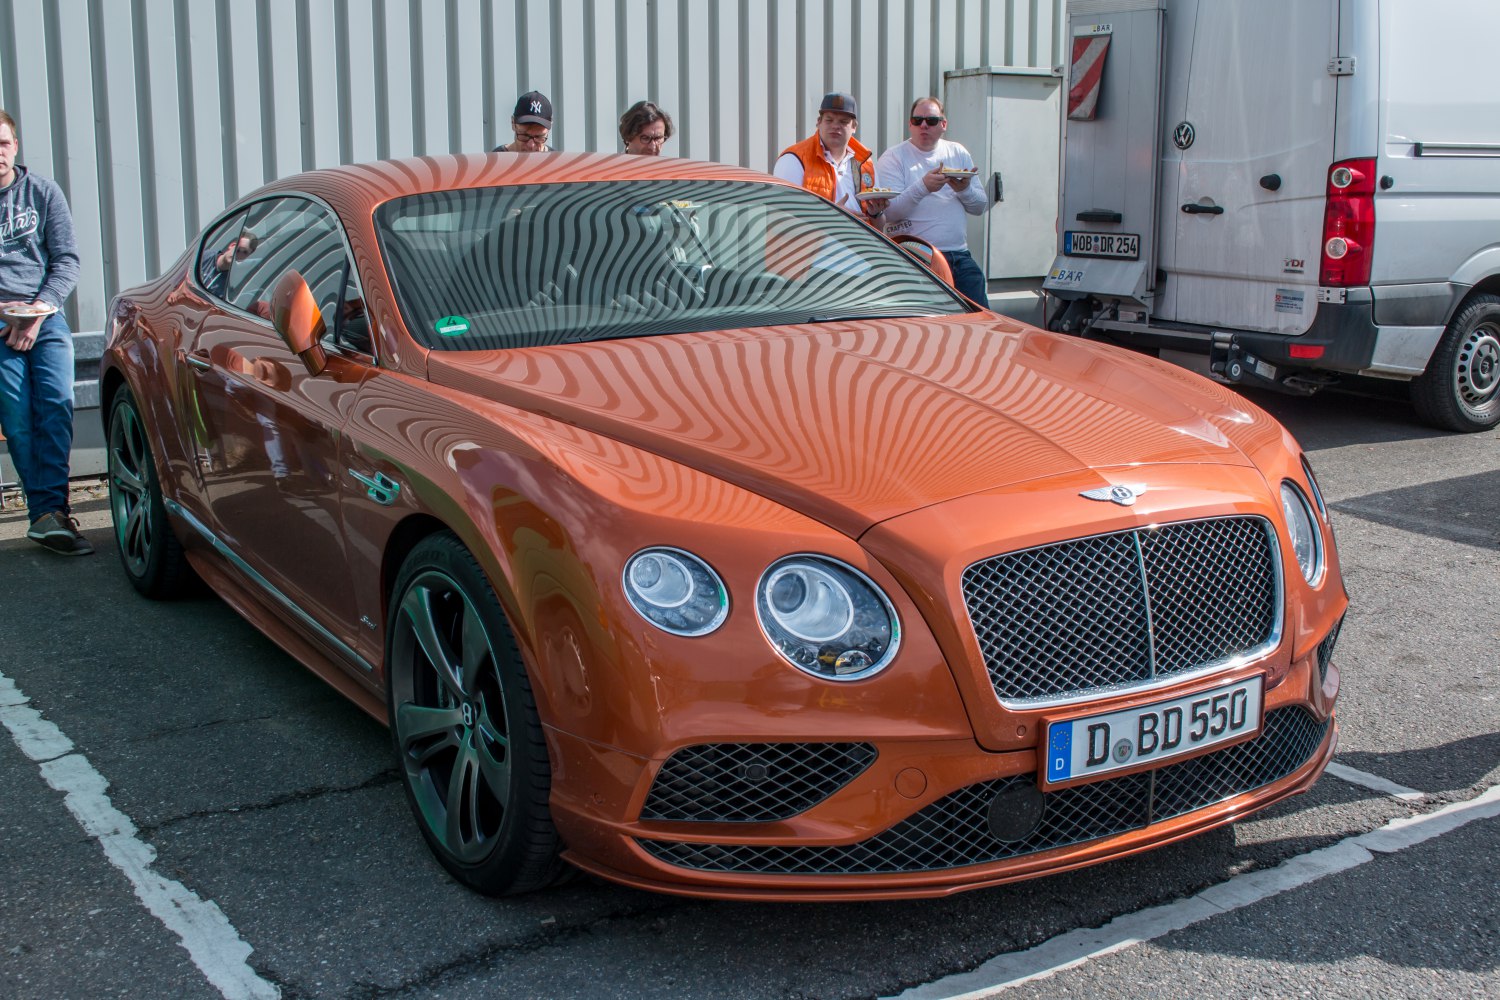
[386,532,565,895]
[107,388,194,598]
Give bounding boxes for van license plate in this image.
[1042,676,1263,787]
[1064,231,1140,260]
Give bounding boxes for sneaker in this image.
[26,511,95,556]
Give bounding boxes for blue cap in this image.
[819,92,858,117]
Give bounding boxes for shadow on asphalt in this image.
[1332,468,1500,550]
[1236,384,1460,451]
[1337,732,1500,797]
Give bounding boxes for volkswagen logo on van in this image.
[1172,121,1196,150]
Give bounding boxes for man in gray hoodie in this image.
[0,108,89,555]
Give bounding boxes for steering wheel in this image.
[890,235,955,288]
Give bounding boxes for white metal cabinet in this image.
[943,66,1063,281]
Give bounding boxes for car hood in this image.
[427,315,1269,537]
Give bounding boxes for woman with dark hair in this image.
[619,101,673,155]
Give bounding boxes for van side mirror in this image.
[269,270,329,376]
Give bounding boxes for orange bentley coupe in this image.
[102,153,1346,900]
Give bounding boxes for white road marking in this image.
[890,783,1500,999]
[1325,761,1427,801]
[0,672,279,1000]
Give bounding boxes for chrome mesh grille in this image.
[962,517,1279,703]
[639,707,1328,876]
[641,743,878,822]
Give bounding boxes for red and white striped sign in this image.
[1067,34,1112,121]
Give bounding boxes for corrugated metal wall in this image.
[0,0,1063,332]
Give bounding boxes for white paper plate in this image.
[856,190,896,202]
[2,303,58,320]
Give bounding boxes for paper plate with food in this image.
[2,302,59,320]
[856,188,896,202]
[938,167,978,178]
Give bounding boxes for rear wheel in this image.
[107,388,194,598]
[386,533,565,895]
[1412,294,1500,432]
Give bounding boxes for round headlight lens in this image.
[1280,482,1323,584]
[756,556,899,680]
[622,547,728,636]
[765,563,854,641]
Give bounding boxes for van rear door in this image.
[1043,1,1166,306]
[1152,0,1340,335]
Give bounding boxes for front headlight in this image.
[1280,481,1323,584]
[622,547,728,636]
[756,555,900,680]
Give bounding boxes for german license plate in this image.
[1042,676,1264,787]
[1064,230,1140,260]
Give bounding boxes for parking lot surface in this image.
[2,385,1496,999]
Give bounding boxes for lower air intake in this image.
[639,707,1328,875]
[641,742,878,822]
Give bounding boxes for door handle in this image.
[350,469,401,506]
[1181,203,1225,215]
[991,171,1003,202]
[184,351,212,372]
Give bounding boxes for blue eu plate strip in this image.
[1047,723,1072,782]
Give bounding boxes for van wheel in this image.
[1412,294,1500,432]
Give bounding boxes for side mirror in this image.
[270,269,329,376]
[891,235,955,289]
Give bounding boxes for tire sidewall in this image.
[1414,294,1500,432]
[385,532,555,894]
[107,388,175,594]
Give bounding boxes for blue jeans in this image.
[0,312,76,521]
[944,248,990,309]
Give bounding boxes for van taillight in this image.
[1319,158,1376,286]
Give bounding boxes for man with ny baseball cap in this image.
[773,91,888,223]
[493,90,554,152]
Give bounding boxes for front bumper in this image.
[544,648,1340,901]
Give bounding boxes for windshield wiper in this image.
[806,312,934,324]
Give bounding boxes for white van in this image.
[1043,0,1500,432]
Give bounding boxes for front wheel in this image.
[386,533,565,895]
[1412,293,1500,432]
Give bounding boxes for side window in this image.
[227,198,362,336]
[197,211,249,301]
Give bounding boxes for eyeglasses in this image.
[910,116,946,127]
[513,129,550,145]
[634,133,667,145]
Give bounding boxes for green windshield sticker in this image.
[434,315,470,336]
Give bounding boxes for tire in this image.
[386,533,565,895]
[107,388,195,598]
[1412,293,1500,432]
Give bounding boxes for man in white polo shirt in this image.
[877,96,991,306]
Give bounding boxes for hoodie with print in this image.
[0,165,79,310]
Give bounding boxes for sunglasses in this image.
[910,116,946,127]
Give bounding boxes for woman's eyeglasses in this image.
[910,116,945,127]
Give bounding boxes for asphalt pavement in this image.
[1,384,1496,1000]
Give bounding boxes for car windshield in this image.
[375,179,971,351]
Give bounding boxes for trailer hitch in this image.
[1209,332,1332,397]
